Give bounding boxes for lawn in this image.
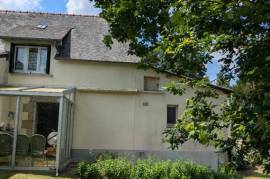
[0,162,75,179]
[0,169,75,179]
[240,167,270,179]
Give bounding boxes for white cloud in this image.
[0,0,42,11]
[66,0,101,15]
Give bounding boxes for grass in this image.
[244,173,270,179]
[0,171,71,179]
[241,167,270,179]
[0,166,75,179]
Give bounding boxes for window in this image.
[144,76,160,91]
[167,105,178,126]
[13,45,49,74]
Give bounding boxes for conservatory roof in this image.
[0,85,74,97]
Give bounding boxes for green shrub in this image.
[130,159,171,179]
[77,161,88,178]
[182,162,211,179]
[169,160,186,179]
[85,163,99,179]
[96,152,118,161]
[77,158,131,179]
[215,164,242,179]
[170,161,212,179]
[130,159,154,179]
[77,156,242,179]
[151,160,171,179]
[97,158,131,179]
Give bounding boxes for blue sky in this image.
[40,0,67,13]
[0,0,220,81]
[0,0,101,15]
[207,61,221,82]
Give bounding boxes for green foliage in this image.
[103,35,113,49]
[77,158,131,179]
[93,0,270,81]
[93,0,270,173]
[216,72,231,88]
[98,158,131,179]
[216,164,242,179]
[163,81,270,172]
[163,80,186,96]
[170,161,212,179]
[130,159,171,179]
[96,152,119,161]
[77,158,241,179]
[77,161,88,178]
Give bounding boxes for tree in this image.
[216,71,231,88]
[163,81,270,171]
[92,0,270,172]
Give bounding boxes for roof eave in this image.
[0,36,62,42]
[55,56,140,64]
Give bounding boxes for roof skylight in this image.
[36,24,48,30]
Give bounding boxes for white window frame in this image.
[14,45,48,74]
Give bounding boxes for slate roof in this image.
[0,10,140,63]
[0,25,71,41]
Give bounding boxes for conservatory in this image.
[0,85,75,176]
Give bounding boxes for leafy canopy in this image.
[92,0,270,172]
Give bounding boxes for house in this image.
[0,11,230,175]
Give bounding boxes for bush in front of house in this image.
[130,159,172,179]
[169,161,212,179]
[77,158,241,179]
[77,158,131,179]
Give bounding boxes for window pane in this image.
[144,77,159,91]
[28,48,38,71]
[167,106,177,124]
[39,48,48,73]
[15,47,25,70]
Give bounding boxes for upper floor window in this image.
[167,105,178,127]
[144,76,160,91]
[12,45,50,74]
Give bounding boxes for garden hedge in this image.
[77,157,241,179]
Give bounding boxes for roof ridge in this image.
[0,10,100,18]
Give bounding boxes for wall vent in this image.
[143,102,149,106]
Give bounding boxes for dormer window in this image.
[11,45,50,74]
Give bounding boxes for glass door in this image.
[15,97,58,169]
[56,96,74,175]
